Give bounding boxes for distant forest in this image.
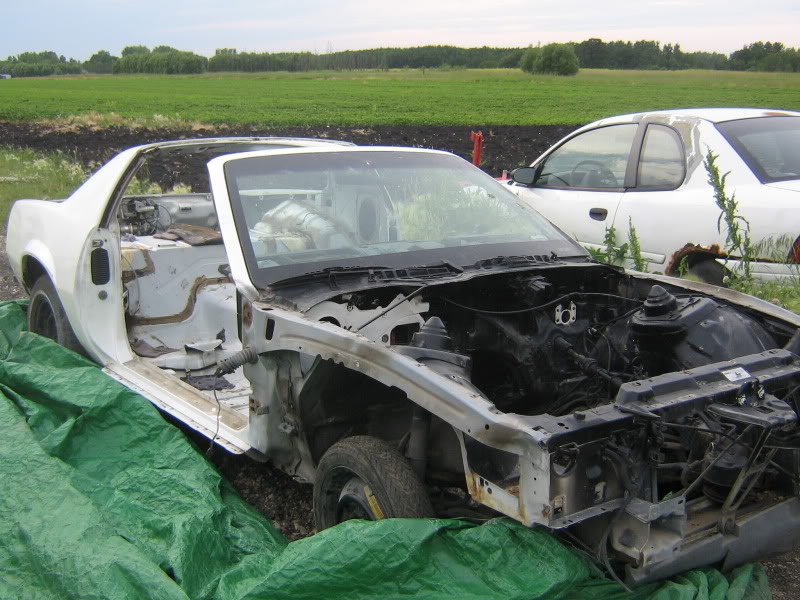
[1,40,798,77]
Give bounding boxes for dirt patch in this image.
[0,121,577,177]
[0,231,23,301]
[211,450,315,541]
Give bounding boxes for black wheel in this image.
[313,435,434,530]
[685,258,726,286]
[27,276,85,354]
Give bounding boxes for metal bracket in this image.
[554,301,577,326]
[625,495,687,524]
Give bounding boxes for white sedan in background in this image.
[506,108,800,283]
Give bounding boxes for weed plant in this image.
[704,150,753,280]
[590,150,800,313]
[0,147,86,221]
[589,219,647,272]
[703,150,800,310]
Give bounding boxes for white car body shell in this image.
[6,138,351,453]
[506,108,800,280]
[9,138,800,584]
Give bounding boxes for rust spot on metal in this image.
[128,276,230,326]
[665,243,726,276]
[471,474,495,506]
[154,224,222,246]
[121,249,155,282]
[790,236,800,263]
[465,471,479,497]
[466,472,524,520]
[242,301,253,328]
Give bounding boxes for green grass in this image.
[1,69,799,126]
[731,279,800,314]
[0,147,86,222]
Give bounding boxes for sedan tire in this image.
[27,276,85,355]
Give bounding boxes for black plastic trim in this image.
[628,123,687,192]
[90,247,111,285]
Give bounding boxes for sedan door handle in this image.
[589,208,608,221]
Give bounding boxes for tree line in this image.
[208,46,523,72]
[0,51,82,77]
[1,40,798,77]
[112,45,208,74]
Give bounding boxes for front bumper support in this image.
[626,497,800,584]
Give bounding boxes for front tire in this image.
[27,276,85,355]
[313,435,434,530]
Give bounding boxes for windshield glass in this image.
[716,116,800,183]
[223,150,583,286]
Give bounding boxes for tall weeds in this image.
[704,150,753,280]
[590,219,647,272]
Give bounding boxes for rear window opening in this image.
[716,116,800,183]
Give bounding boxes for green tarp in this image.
[0,301,772,600]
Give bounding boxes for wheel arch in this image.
[297,358,464,481]
[665,243,726,277]
[26,272,86,356]
[20,245,57,292]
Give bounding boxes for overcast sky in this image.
[3,0,798,61]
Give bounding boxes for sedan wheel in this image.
[27,276,85,355]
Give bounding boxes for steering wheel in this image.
[571,160,618,188]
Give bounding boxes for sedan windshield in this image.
[223,150,582,286]
[716,116,800,183]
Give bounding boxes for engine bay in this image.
[297,263,800,579]
[320,265,791,416]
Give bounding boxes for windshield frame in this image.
[215,147,586,289]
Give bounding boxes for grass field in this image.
[0,148,86,221]
[1,69,799,126]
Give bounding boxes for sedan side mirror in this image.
[510,167,537,186]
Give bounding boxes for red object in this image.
[470,131,484,167]
[789,235,800,263]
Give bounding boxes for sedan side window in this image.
[534,124,637,189]
[636,125,685,190]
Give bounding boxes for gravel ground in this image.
[0,232,23,301]
[211,450,316,541]
[2,122,799,594]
